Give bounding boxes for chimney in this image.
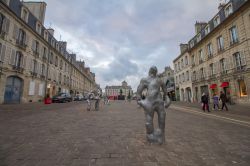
[195,21,207,34]
[22,2,47,25]
[47,28,54,36]
[180,43,188,54]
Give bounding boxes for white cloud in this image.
[34,0,219,90]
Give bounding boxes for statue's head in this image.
[149,66,157,76]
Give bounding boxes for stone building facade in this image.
[0,0,96,104]
[105,81,133,100]
[173,0,250,104]
[173,45,193,102]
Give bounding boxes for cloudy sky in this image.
[31,0,220,91]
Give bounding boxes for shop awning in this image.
[220,82,229,87]
[210,84,217,89]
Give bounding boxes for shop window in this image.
[238,80,247,96]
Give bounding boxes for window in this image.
[175,64,177,72]
[181,59,184,69]
[230,26,238,44]
[182,73,185,82]
[176,76,178,84]
[199,49,204,63]
[44,31,48,41]
[209,63,214,76]
[60,60,63,69]
[220,58,226,74]
[0,13,10,35]
[225,3,233,18]
[0,43,6,62]
[185,56,188,66]
[200,68,205,79]
[49,52,53,64]
[217,36,224,51]
[191,55,195,66]
[14,51,23,68]
[178,62,180,70]
[238,80,247,96]
[36,22,42,34]
[192,71,196,81]
[207,43,213,58]
[17,29,26,46]
[41,64,45,76]
[186,71,189,81]
[32,59,37,73]
[42,47,47,59]
[55,56,58,66]
[32,40,40,54]
[233,52,246,70]
[205,25,210,35]
[213,15,220,27]
[21,8,29,22]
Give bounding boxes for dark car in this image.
[52,93,72,103]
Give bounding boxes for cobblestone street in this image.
[0,101,250,166]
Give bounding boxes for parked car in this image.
[52,93,72,103]
[74,94,84,101]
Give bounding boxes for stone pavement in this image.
[0,100,250,166]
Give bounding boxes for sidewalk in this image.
[171,101,250,122]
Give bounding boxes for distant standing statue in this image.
[137,66,171,144]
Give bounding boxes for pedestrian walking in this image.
[201,93,210,112]
[220,91,228,111]
[212,93,220,110]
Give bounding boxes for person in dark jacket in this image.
[201,93,210,112]
[220,91,228,111]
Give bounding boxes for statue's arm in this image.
[161,79,171,108]
[137,78,146,100]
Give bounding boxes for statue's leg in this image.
[156,104,166,144]
[145,110,154,135]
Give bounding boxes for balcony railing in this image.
[30,71,38,77]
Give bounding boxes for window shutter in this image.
[0,44,6,62]
[32,40,36,51]
[12,24,18,40]
[241,52,247,66]
[21,55,26,69]
[4,46,11,63]
[3,18,10,34]
[9,49,16,65]
[25,34,29,46]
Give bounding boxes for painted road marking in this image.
[171,105,250,128]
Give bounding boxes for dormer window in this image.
[225,3,233,18]
[44,31,48,41]
[205,25,210,35]
[213,15,220,27]
[36,22,42,35]
[21,8,29,23]
[190,40,194,48]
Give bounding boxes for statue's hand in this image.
[164,97,171,109]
